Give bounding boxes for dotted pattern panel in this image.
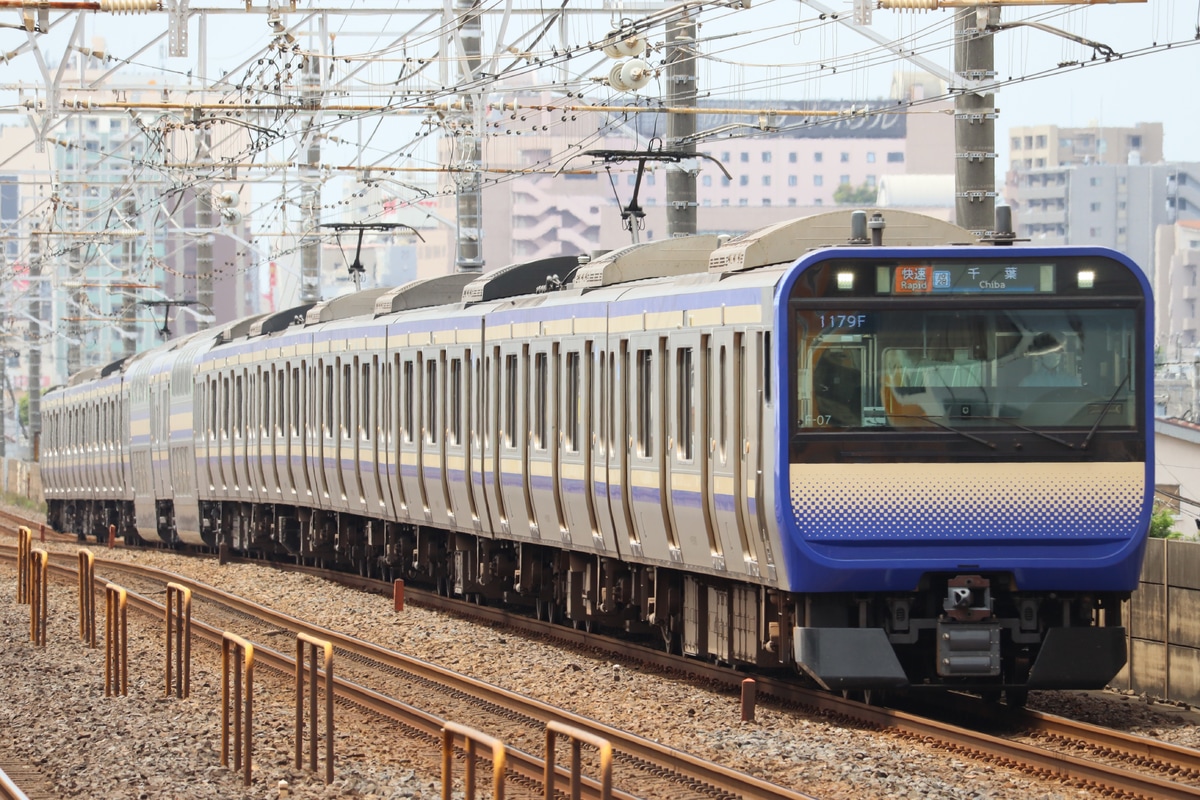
[789,462,1144,541]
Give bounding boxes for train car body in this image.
[43,210,1153,701]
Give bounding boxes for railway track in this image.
[0,537,813,800]
[6,512,1200,799]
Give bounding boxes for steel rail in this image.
[223,555,1200,800]
[29,559,636,800]
[6,524,1200,799]
[29,553,814,800]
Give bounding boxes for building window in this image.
[866,152,876,163]
[721,199,729,206]
[814,152,823,163]
[702,175,712,187]
[1130,135,1142,149]
[762,152,772,163]
[840,152,850,163]
[866,175,876,187]
[787,198,797,206]
[721,151,730,163]
[887,152,904,163]
[762,198,771,206]
[839,175,850,185]
[1090,202,1102,212]
[1024,136,1033,148]
[1012,137,1021,150]
[762,175,771,186]
[738,198,748,206]
[1090,177,1101,187]
[1035,158,1045,168]
[814,198,823,206]
[740,152,749,163]
[787,175,797,187]
[1035,135,1047,147]
[788,152,798,163]
[739,175,749,186]
[813,175,823,187]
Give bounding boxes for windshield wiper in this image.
[888,415,997,450]
[973,417,1077,450]
[1081,374,1130,451]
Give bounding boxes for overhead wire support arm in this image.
[556,145,730,245]
[318,222,424,291]
[138,299,198,339]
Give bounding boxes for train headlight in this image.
[836,271,854,291]
[1077,270,1095,289]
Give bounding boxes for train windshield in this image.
[788,255,1146,452]
[794,307,1138,432]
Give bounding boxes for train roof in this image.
[709,209,973,274]
[462,255,582,304]
[573,235,720,289]
[375,273,478,315]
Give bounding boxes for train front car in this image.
[780,245,1152,701]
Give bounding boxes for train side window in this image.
[362,361,371,440]
[533,352,548,450]
[235,375,244,439]
[262,370,271,436]
[276,370,285,437]
[677,347,694,461]
[718,345,728,462]
[222,377,230,439]
[342,362,353,440]
[450,357,462,446]
[324,364,334,437]
[636,348,653,457]
[764,331,772,404]
[426,357,438,444]
[565,352,580,453]
[504,354,518,448]
[402,360,414,443]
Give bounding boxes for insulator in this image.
[879,0,938,8]
[602,29,646,59]
[98,0,159,13]
[619,58,648,92]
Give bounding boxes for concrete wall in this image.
[1115,537,1200,704]
[1,459,41,503]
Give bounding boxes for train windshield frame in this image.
[786,254,1147,463]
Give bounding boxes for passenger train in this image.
[41,209,1153,702]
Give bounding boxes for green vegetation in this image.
[833,182,878,206]
[1150,506,1183,539]
[1,492,46,515]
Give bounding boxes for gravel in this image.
[2,537,1199,800]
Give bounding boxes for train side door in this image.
[384,352,407,517]
[445,347,483,531]
[627,334,675,563]
[497,343,534,540]
[397,354,428,522]
[708,332,757,576]
[481,346,507,534]
[420,347,452,527]
[528,342,564,543]
[589,341,620,554]
[743,331,778,581]
[666,332,716,569]
[560,340,602,550]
